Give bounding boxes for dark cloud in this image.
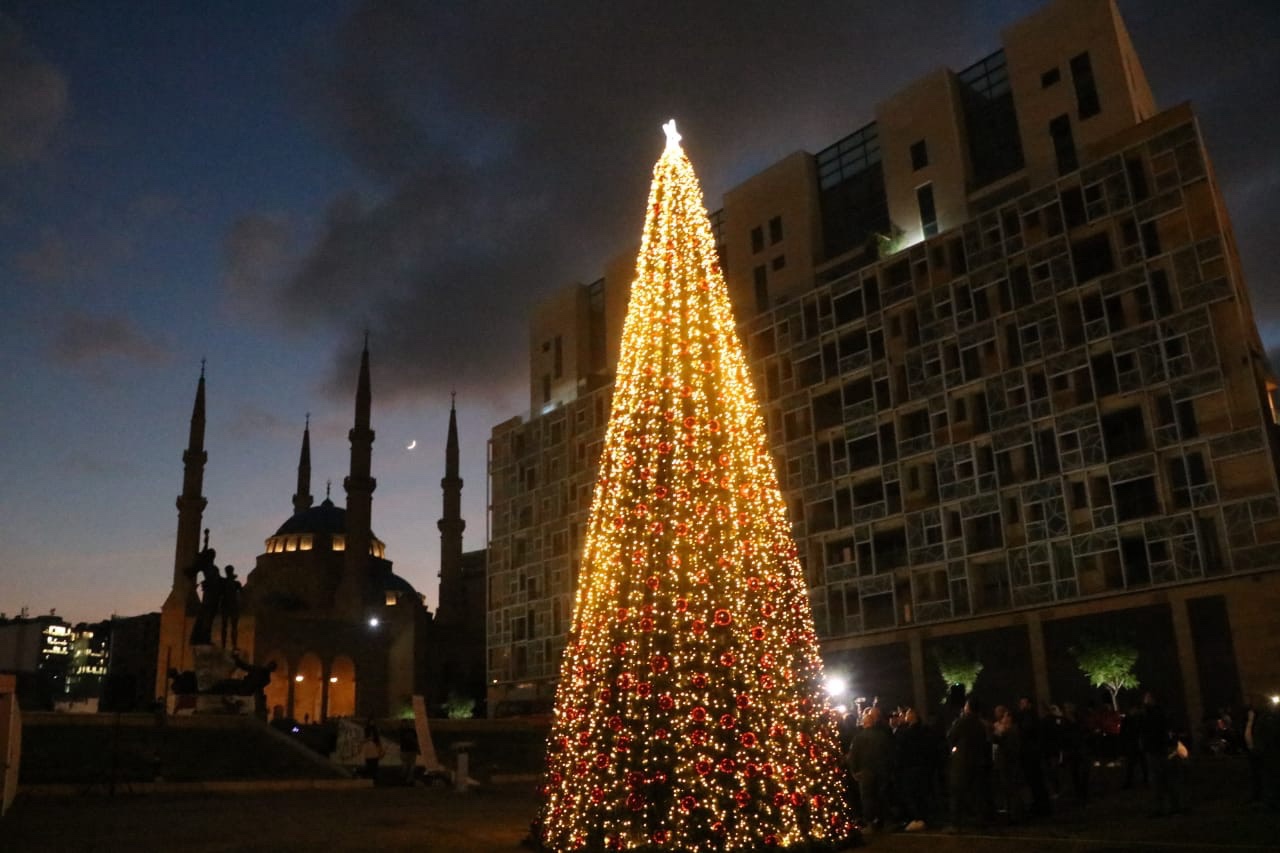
[51,310,170,369]
[222,212,295,315]
[14,227,132,285]
[224,0,1280,408]
[0,14,67,165]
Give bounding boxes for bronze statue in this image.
[220,565,242,648]
[188,548,224,646]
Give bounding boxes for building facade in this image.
[486,0,1280,724]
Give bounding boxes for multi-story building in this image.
[0,611,73,706]
[486,0,1280,725]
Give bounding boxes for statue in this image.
[188,547,224,646]
[208,654,278,718]
[220,565,242,649]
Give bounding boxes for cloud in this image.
[51,310,170,369]
[0,15,68,165]
[223,212,295,314]
[13,228,131,285]
[224,402,298,442]
[220,0,1280,416]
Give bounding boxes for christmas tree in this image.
[539,121,853,852]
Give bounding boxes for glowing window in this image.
[300,534,313,551]
[385,591,398,605]
[332,535,345,552]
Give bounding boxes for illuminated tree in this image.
[931,641,984,701]
[1071,633,1139,711]
[538,122,853,852]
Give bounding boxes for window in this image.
[753,265,768,313]
[1169,452,1209,508]
[771,254,786,271]
[541,374,551,404]
[917,183,938,238]
[1069,480,1088,511]
[1101,407,1147,458]
[769,216,783,244]
[1070,232,1114,283]
[1070,52,1101,119]
[910,139,929,171]
[751,226,764,253]
[1140,221,1162,259]
[1041,67,1060,87]
[1050,114,1078,175]
[552,335,563,379]
[1114,476,1160,521]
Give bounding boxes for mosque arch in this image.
[327,655,357,718]
[294,652,324,724]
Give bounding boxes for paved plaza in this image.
[5,755,1280,852]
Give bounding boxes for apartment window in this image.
[917,183,938,238]
[1070,52,1101,119]
[552,334,563,379]
[1041,67,1060,88]
[1114,476,1160,521]
[1050,114,1078,175]
[910,139,929,171]
[1070,232,1114,283]
[751,226,764,253]
[771,254,786,271]
[1169,452,1209,508]
[1140,221,1162,259]
[1101,406,1147,459]
[769,215,784,244]
[753,265,769,314]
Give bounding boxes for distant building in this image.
[0,612,72,708]
[487,0,1280,724]
[66,621,110,699]
[105,612,160,711]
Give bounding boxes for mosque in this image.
[155,343,485,719]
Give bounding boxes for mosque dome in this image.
[262,497,386,558]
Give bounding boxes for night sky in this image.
[1,1,1277,624]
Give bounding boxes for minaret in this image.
[437,393,466,624]
[157,363,208,700]
[338,337,376,615]
[169,363,207,612]
[292,414,313,515]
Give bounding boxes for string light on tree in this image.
[538,120,853,852]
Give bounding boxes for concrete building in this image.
[486,0,1280,726]
[0,612,72,708]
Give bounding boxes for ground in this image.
[5,756,1278,851]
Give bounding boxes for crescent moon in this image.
[406,440,417,450]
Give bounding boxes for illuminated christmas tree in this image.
[538,122,853,852]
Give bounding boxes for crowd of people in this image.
[840,690,1280,834]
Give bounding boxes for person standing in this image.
[361,723,385,782]
[947,697,990,831]
[1141,691,1183,815]
[398,719,420,785]
[991,705,1023,824]
[894,708,931,831]
[848,707,894,832]
[1015,696,1051,817]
